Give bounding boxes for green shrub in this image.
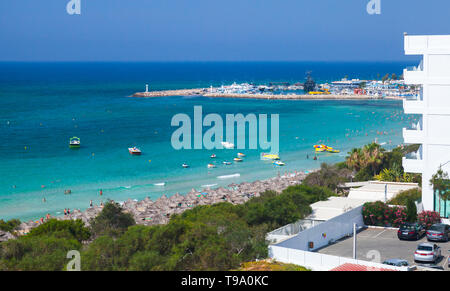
[303,163,351,192]
[0,234,81,271]
[90,201,135,237]
[388,188,421,206]
[405,198,417,222]
[28,219,90,242]
[0,219,21,233]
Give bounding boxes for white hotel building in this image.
[402,34,450,218]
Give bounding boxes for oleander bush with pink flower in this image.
[417,210,441,229]
[362,201,407,227]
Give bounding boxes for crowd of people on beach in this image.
[11,170,309,236]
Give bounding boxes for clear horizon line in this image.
[0,59,419,63]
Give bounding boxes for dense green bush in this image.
[362,201,407,227]
[303,163,351,192]
[388,188,421,206]
[90,201,135,237]
[28,219,90,242]
[0,234,81,271]
[0,219,89,271]
[405,199,417,223]
[0,219,21,233]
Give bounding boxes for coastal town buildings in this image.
[402,33,450,219]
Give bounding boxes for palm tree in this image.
[430,166,449,217]
[346,148,363,171]
[362,143,385,176]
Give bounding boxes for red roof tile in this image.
[330,263,396,271]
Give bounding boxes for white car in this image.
[414,243,441,263]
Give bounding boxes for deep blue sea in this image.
[0,62,418,221]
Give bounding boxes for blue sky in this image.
[0,0,449,61]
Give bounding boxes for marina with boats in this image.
[132,75,418,100]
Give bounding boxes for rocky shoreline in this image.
[8,171,309,239]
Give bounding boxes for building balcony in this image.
[402,128,424,144]
[405,34,450,55]
[403,89,424,114]
[403,61,424,85]
[402,146,423,174]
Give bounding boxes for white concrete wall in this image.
[268,245,410,271]
[274,206,364,251]
[428,85,450,108]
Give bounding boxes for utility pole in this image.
[353,223,356,260]
[353,223,357,260]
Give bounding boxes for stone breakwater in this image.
[131,89,399,100]
[10,171,309,238]
[132,89,206,97]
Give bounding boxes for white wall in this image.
[428,85,450,108]
[268,245,410,271]
[274,206,364,251]
[428,55,450,77]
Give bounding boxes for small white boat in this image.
[210,154,217,158]
[234,157,243,162]
[273,160,285,166]
[207,163,216,168]
[128,147,142,155]
[237,153,246,157]
[222,161,232,165]
[182,163,189,168]
[221,141,235,149]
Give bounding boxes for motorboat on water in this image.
[233,157,243,162]
[210,154,217,158]
[128,147,142,155]
[69,137,80,148]
[261,153,280,160]
[222,161,232,165]
[207,163,216,168]
[237,153,246,157]
[221,141,235,149]
[182,163,189,168]
[273,160,285,166]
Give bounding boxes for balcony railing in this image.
[405,60,423,72]
[405,146,423,160]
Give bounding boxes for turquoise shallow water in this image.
[0,62,417,221]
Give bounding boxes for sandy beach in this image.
[10,170,309,237]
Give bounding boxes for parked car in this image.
[414,243,441,263]
[398,222,425,240]
[382,259,409,267]
[426,223,450,242]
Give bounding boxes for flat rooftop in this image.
[307,197,366,221]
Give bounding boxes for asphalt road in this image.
[316,228,450,270]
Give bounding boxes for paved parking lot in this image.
[316,228,450,270]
